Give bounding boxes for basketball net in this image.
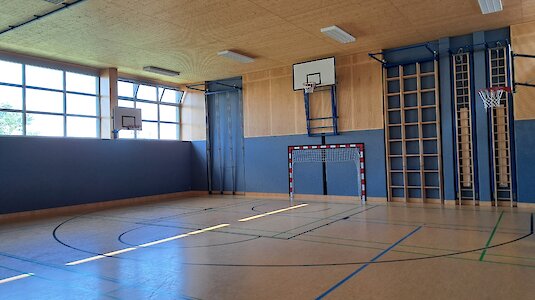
[478,87,511,110]
[303,82,317,94]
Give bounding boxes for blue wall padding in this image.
[472,31,493,202]
[244,134,320,194]
[326,162,360,196]
[243,129,386,198]
[293,162,323,195]
[513,120,535,203]
[326,131,386,197]
[0,137,191,214]
[191,140,208,190]
[438,37,456,200]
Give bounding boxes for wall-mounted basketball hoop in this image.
[292,57,339,137]
[303,82,317,94]
[478,86,511,110]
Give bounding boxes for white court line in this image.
[65,255,106,266]
[238,204,309,222]
[65,224,230,266]
[0,273,34,284]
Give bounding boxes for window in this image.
[0,59,99,137]
[117,80,183,140]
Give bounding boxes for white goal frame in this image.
[288,143,366,203]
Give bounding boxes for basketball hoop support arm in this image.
[511,53,535,93]
[369,42,438,67]
[187,81,242,95]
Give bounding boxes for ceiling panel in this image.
[0,0,534,83]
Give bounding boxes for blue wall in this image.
[244,129,386,198]
[0,137,192,214]
[513,120,535,203]
[191,140,208,191]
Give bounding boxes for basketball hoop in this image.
[478,87,511,110]
[303,82,317,94]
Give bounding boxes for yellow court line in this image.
[65,224,230,266]
[238,204,309,222]
[0,273,34,284]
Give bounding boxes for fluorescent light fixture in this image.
[143,66,180,77]
[217,50,255,63]
[320,25,356,44]
[43,0,65,4]
[478,0,503,14]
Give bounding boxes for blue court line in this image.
[316,225,423,300]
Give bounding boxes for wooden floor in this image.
[0,195,534,299]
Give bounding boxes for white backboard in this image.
[293,57,336,91]
[113,107,142,130]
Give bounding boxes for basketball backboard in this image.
[113,107,142,130]
[293,57,336,91]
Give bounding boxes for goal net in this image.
[288,144,366,203]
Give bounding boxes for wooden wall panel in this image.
[180,88,206,141]
[270,76,297,135]
[243,79,272,137]
[242,52,384,138]
[336,63,353,131]
[352,53,384,130]
[511,21,535,120]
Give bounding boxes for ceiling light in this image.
[143,66,180,77]
[478,0,503,14]
[217,50,255,63]
[320,25,356,44]
[43,0,66,4]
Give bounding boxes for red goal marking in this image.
[288,143,365,203]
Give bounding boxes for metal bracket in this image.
[511,52,535,93]
[369,42,438,67]
[187,81,242,95]
[0,0,88,36]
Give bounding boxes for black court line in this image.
[342,217,527,235]
[316,226,423,299]
[285,206,379,240]
[177,213,535,268]
[270,206,375,239]
[51,199,266,255]
[251,203,332,214]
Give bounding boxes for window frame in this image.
[117,79,183,140]
[0,57,100,138]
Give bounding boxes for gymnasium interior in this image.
[1,0,535,299]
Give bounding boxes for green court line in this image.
[480,211,505,261]
[296,237,535,269]
[305,231,535,262]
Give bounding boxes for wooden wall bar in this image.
[242,52,384,138]
[180,87,206,141]
[511,21,535,120]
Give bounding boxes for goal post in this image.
[288,143,366,203]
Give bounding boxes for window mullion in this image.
[63,70,67,137]
[157,87,160,140]
[22,64,27,135]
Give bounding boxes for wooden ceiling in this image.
[0,0,533,83]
